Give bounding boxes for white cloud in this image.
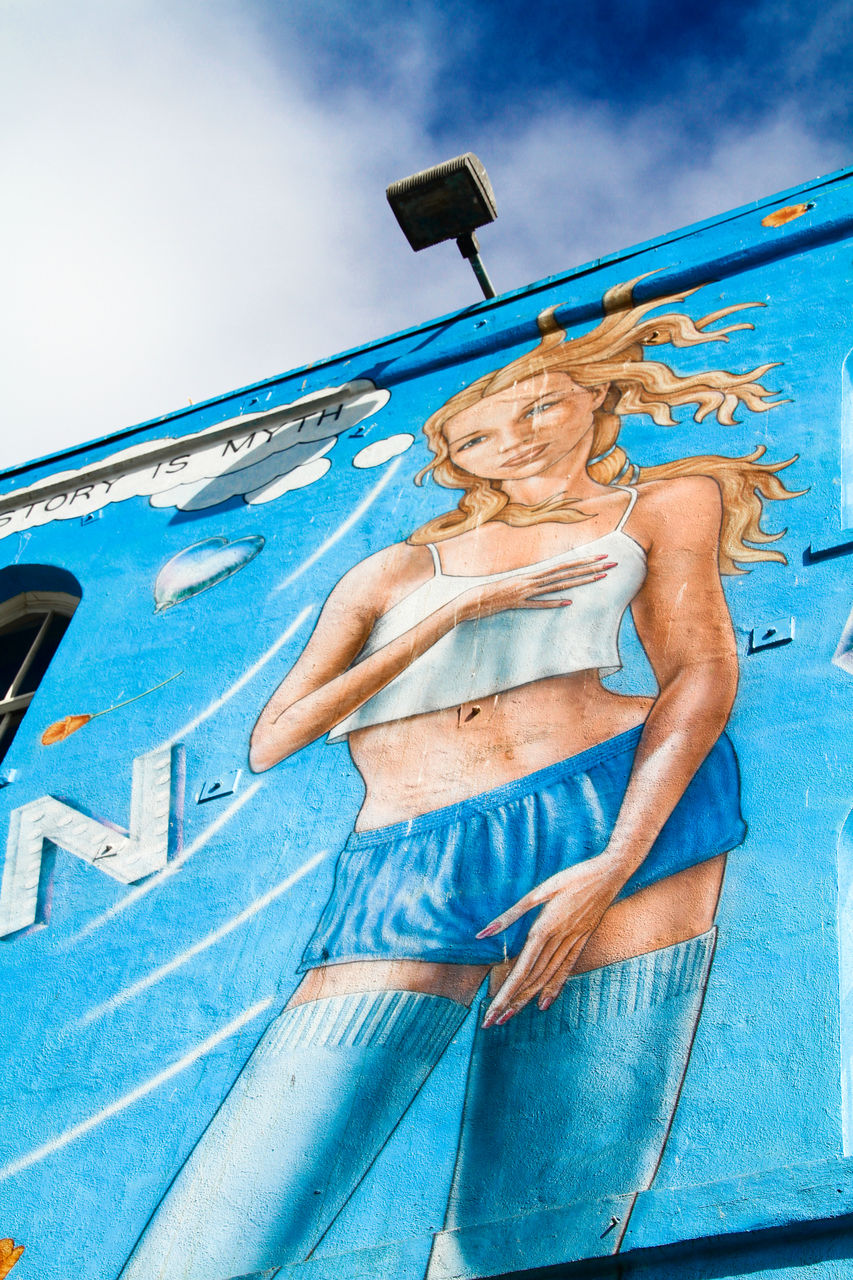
[478,103,847,294]
[0,0,846,474]
[0,1,462,467]
[353,433,414,468]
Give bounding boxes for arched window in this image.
[0,566,81,763]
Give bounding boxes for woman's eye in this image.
[525,401,556,418]
[457,436,486,452]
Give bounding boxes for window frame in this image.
[0,590,80,755]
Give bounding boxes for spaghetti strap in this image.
[615,485,639,532]
[426,543,443,576]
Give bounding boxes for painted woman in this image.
[120,278,800,1280]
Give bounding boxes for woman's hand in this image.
[477,854,627,1027]
[453,554,615,624]
[250,547,614,770]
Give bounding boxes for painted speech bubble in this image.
[0,379,390,541]
[245,457,332,504]
[149,437,339,513]
[154,536,264,613]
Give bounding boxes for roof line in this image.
[3,163,851,484]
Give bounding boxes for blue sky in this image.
[1,0,850,467]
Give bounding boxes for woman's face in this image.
[442,371,608,482]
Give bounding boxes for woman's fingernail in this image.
[476,924,498,939]
[496,1009,515,1025]
[594,573,607,580]
[538,994,554,1011]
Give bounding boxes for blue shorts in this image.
[299,726,745,970]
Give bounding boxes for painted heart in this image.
[154,535,265,612]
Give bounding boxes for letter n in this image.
[0,746,174,937]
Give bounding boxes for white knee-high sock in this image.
[120,990,468,1280]
[429,930,716,1279]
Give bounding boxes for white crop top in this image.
[328,486,647,742]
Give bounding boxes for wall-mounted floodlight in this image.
[386,153,498,300]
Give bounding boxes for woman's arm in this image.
[249,549,613,772]
[481,475,739,1023]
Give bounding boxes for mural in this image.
[4,173,853,1280]
[111,279,800,1278]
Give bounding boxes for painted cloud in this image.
[0,380,391,539]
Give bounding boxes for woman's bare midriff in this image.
[290,672,722,1013]
[349,670,653,831]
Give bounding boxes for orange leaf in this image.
[0,1239,24,1278]
[761,203,811,228]
[41,714,92,745]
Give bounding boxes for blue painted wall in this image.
[2,169,853,1280]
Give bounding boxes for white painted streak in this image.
[0,999,273,1182]
[162,604,314,748]
[71,780,262,942]
[80,851,327,1025]
[273,455,403,593]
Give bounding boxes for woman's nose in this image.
[498,427,534,453]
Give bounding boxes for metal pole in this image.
[456,232,497,300]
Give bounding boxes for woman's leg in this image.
[428,859,725,1279]
[120,961,486,1280]
[290,958,488,1007]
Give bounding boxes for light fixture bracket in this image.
[386,153,498,299]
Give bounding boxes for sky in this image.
[2,0,851,470]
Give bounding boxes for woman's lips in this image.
[500,443,547,468]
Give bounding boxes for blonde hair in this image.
[409,277,803,574]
